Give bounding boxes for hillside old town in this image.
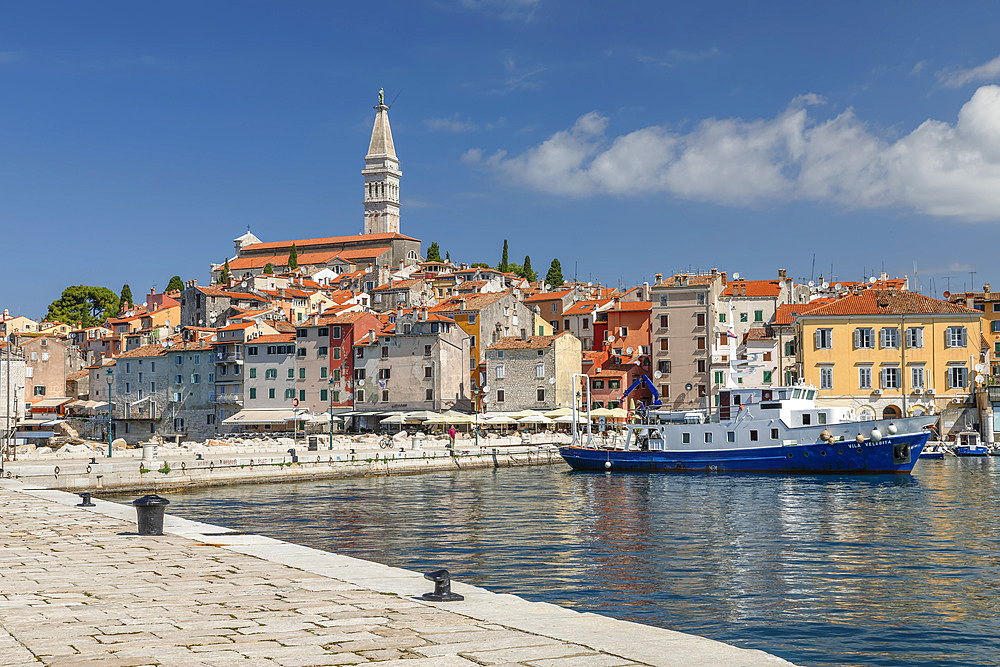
[2,95,997,454]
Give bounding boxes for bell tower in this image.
[362,89,401,235]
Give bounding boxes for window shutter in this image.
[961,327,968,347]
[815,330,822,348]
[947,369,954,389]
[854,329,861,348]
[879,368,886,388]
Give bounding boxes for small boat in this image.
[560,384,933,475]
[953,430,988,457]
[919,443,946,459]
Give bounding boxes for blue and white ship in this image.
[560,300,932,475]
[560,384,934,474]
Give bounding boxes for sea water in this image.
[158,458,1000,666]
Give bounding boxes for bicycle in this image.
[379,435,393,449]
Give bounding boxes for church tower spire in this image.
[362,88,401,235]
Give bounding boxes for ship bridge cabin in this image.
[650,385,857,429]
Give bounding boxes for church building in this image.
[211,91,422,283]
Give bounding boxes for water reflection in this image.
[148,459,1000,666]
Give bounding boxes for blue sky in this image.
[4,1,1000,318]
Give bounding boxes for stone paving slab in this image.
[0,479,796,666]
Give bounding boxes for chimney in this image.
[642,282,650,300]
[421,307,428,321]
[653,273,662,285]
[369,330,377,344]
[778,269,786,280]
[521,329,527,341]
[460,298,467,311]
[985,283,991,296]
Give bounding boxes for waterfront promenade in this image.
[1,434,565,494]
[0,480,793,666]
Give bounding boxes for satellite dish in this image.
[549,377,556,384]
[607,334,616,343]
[733,272,740,280]
[822,282,829,289]
[685,383,693,391]
[714,325,721,333]
[626,347,634,355]
[975,363,986,373]
[869,276,877,284]
[808,281,815,287]
[166,320,171,327]
[595,367,602,374]
[357,379,365,386]
[977,374,985,384]
[482,396,490,404]
[653,370,662,379]
[482,385,491,393]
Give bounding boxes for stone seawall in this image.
[1,445,564,494]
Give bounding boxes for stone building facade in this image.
[485,332,582,412]
[21,337,84,400]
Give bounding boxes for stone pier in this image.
[0,480,795,666]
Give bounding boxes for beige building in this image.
[484,332,582,412]
[649,270,727,410]
[21,337,84,400]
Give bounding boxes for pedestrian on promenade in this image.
[448,426,456,449]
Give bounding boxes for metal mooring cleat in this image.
[422,569,464,601]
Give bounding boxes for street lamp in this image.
[105,368,114,458]
[473,385,490,449]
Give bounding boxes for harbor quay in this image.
[0,432,568,494]
[0,480,794,666]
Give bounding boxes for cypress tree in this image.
[219,259,230,284]
[522,255,536,282]
[426,242,442,262]
[545,258,564,287]
[166,275,185,292]
[288,244,298,270]
[119,283,133,308]
[263,263,274,275]
[498,239,510,272]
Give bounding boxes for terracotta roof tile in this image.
[722,280,783,298]
[802,290,978,317]
[487,332,568,350]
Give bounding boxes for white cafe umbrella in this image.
[517,414,555,424]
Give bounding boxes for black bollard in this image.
[287,448,298,463]
[422,569,464,602]
[132,494,170,535]
[76,492,95,507]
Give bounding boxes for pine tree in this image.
[263,263,274,275]
[545,258,564,287]
[219,259,230,284]
[288,244,298,270]
[498,240,510,273]
[522,255,537,282]
[119,284,133,309]
[445,251,450,262]
[166,276,184,292]
[426,242,442,262]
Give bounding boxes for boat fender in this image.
[856,434,865,443]
[887,423,898,435]
[604,461,611,469]
[820,429,831,443]
[871,428,882,442]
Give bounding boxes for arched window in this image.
[857,406,876,421]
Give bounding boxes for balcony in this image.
[213,394,244,405]
[215,352,244,365]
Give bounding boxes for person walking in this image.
[448,425,456,449]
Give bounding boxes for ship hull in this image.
[559,432,929,475]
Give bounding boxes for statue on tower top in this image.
[378,88,384,106]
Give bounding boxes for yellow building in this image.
[947,284,1000,377]
[796,290,982,421]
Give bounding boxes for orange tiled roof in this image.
[523,289,574,302]
[487,332,568,351]
[744,327,774,342]
[117,343,170,358]
[253,333,296,344]
[431,292,509,313]
[802,290,978,317]
[722,280,783,298]
[240,232,418,252]
[611,300,652,312]
[773,299,833,326]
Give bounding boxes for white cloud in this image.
[425,114,479,132]
[464,85,1000,222]
[459,0,540,20]
[939,55,1000,88]
[638,47,721,68]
